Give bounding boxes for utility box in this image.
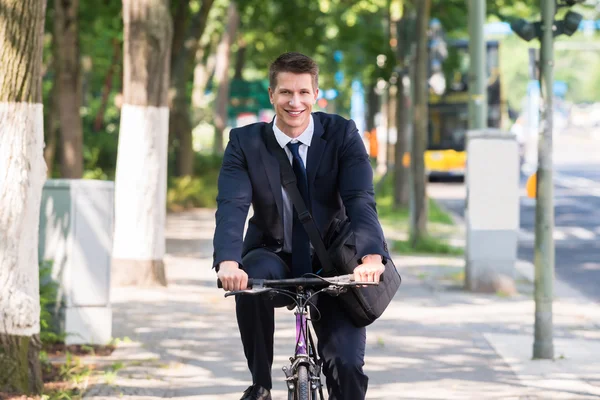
[465,130,520,293]
[39,179,114,345]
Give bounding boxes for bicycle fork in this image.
[282,308,324,399]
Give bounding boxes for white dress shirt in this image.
[272,114,314,253]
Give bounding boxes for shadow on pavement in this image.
[83,208,600,400]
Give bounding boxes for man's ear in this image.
[268,87,274,104]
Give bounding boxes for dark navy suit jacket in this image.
[212,112,389,270]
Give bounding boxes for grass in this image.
[391,236,464,256]
[36,352,94,400]
[373,171,463,255]
[103,362,125,387]
[417,272,429,280]
[378,197,455,226]
[444,270,466,282]
[36,356,127,400]
[374,173,454,226]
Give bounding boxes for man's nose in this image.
[289,94,301,106]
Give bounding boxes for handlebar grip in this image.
[217,278,254,289]
[351,272,385,283]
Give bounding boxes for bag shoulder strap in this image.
[263,126,333,272]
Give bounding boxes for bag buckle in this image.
[298,210,312,223]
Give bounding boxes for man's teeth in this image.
[288,110,302,115]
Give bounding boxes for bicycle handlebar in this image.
[217,273,383,290]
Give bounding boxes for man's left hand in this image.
[353,254,385,283]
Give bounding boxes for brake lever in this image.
[322,285,348,296]
[352,281,380,286]
[224,288,272,298]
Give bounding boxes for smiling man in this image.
[213,52,390,400]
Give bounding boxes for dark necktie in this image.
[287,142,311,277]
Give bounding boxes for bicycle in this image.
[218,274,379,400]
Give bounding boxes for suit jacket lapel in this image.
[307,114,326,188]
[260,122,284,222]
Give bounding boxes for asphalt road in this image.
[429,134,600,302]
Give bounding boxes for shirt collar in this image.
[273,114,314,149]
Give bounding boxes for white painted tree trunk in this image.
[1,0,47,392]
[0,102,46,336]
[113,0,172,286]
[112,104,169,286]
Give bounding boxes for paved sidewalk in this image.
[83,208,600,400]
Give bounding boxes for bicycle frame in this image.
[281,287,324,400]
[295,310,308,357]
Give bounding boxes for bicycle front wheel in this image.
[295,365,311,400]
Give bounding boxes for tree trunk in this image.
[170,80,194,176]
[377,83,389,170]
[55,0,84,178]
[410,0,430,244]
[393,9,410,209]
[366,83,378,133]
[169,0,192,177]
[169,0,215,177]
[170,0,189,63]
[394,73,409,208]
[233,39,246,80]
[44,76,59,177]
[0,0,47,393]
[213,2,239,154]
[94,39,121,132]
[191,42,216,112]
[112,0,173,287]
[364,83,379,164]
[387,83,396,168]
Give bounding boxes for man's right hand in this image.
[217,261,248,291]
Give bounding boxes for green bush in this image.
[39,261,66,346]
[167,174,219,211]
[194,152,224,174]
[392,236,463,255]
[166,152,223,211]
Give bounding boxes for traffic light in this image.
[511,19,539,42]
[560,10,584,36]
[511,3,583,42]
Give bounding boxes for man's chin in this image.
[283,118,306,127]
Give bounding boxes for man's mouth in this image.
[286,110,305,116]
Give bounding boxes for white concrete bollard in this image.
[465,130,520,293]
[39,179,114,345]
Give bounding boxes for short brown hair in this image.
[269,52,319,90]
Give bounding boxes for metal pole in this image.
[408,43,416,238]
[533,0,555,360]
[468,0,487,129]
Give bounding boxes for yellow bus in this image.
[426,39,503,179]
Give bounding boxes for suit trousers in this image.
[236,248,369,400]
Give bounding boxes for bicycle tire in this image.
[295,365,311,400]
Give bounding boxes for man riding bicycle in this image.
[213,52,390,400]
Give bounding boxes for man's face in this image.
[269,72,318,138]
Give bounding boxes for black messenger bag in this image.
[264,128,402,327]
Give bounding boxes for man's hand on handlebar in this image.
[353,254,385,284]
[217,261,248,291]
